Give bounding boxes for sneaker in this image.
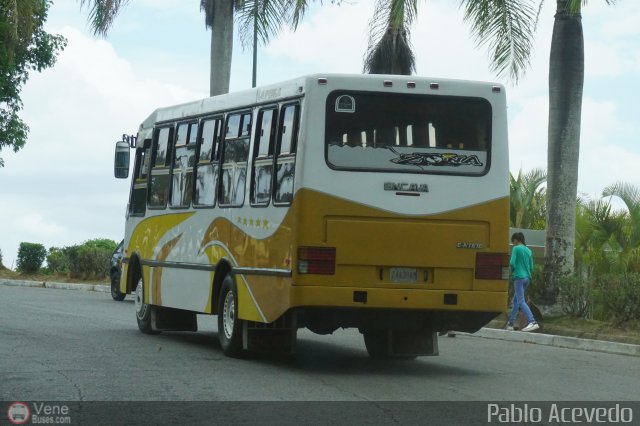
[522,322,539,332]
[506,324,515,331]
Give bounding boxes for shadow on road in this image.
[147,329,481,378]
[267,338,481,378]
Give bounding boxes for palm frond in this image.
[603,182,640,218]
[365,0,417,54]
[363,29,415,75]
[79,0,132,37]
[509,167,546,228]
[236,0,293,50]
[288,0,309,30]
[363,0,416,75]
[200,0,214,28]
[460,0,538,83]
[603,181,640,246]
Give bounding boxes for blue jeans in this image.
[508,278,535,325]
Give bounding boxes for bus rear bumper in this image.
[288,286,507,334]
[290,285,507,313]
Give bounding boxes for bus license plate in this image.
[390,267,417,283]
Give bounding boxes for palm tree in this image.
[80,0,307,96]
[510,168,547,230]
[542,0,616,302]
[542,0,584,302]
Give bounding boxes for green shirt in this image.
[510,244,533,279]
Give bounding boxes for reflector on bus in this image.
[475,253,510,280]
[298,247,336,275]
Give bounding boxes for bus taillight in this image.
[297,247,336,275]
[475,252,510,280]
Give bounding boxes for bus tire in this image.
[363,330,416,360]
[135,276,158,335]
[110,269,126,301]
[363,330,390,359]
[217,274,244,357]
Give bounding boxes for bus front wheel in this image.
[135,277,158,334]
[217,275,244,357]
[110,269,126,301]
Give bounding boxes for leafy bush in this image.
[83,238,117,252]
[63,245,81,278]
[557,275,594,318]
[79,245,113,278]
[595,273,640,326]
[46,247,69,273]
[65,239,117,279]
[16,242,47,274]
[527,264,547,304]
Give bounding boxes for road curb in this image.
[0,279,110,293]
[467,328,640,357]
[0,279,45,288]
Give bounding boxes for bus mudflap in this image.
[242,317,297,354]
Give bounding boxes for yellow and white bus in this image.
[113,73,510,359]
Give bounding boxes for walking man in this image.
[506,232,539,332]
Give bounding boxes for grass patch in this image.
[487,312,640,345]
[543,316,640,345]
[0,269,109,284]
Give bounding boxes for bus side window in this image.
[251,108,277,206]
[149,127,173,208]
[274,103,299,205]
[194,118,221,207]
[170,122,197,208]
[130,139,151,216]
[220,112,250,207]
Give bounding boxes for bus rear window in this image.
[325,92,492,175]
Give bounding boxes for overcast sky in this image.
[1,0,638,269]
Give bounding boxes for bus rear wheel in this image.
[363,330,416,360]
[217,275,244,357]
[135,276,158,334]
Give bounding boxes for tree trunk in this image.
[210,0,234,96]
[543,0,584,303]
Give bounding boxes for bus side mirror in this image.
[114,141,130,179]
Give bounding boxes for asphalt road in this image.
[1,285,639,424]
